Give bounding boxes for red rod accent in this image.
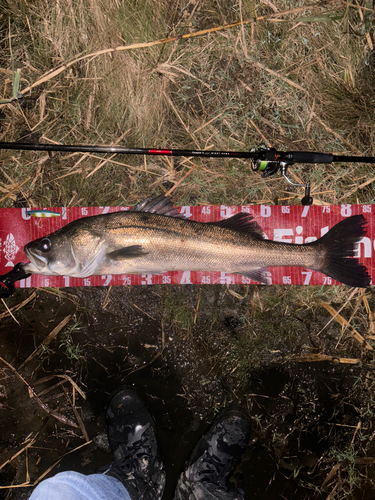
[149,149,172,155]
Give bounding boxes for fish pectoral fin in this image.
[107,245,149,261]
[236,269,269,284]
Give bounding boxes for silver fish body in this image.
[21,196,370,287]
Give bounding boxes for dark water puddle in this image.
[0,285,375,499]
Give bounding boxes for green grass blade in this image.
[12,67,22,98]
[293,11,345,23]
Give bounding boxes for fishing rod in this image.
[1,142,375,205]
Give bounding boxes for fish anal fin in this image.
[130,194,187,219]
[107,245,149,261]
[236,269,269,284]
[211,212,264,238]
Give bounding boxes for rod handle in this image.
[285,152,333,164]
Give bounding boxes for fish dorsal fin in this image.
[130,194,187,218]
[210,212,264,238]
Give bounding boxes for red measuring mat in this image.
[0,203,372,288]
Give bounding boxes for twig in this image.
[247,393,271,399]
[86,130,130,178]
[319,301,373,351]
[193,288,201,325]
[163,92,199,147]
[32,441,92,487]
[34,374,61,385]
[1,298,20,325]
[132,303,155,321]
[335,293,364,348]
[123,352,162,378]
[311,111,363,155]
[339,177,375,201]
[247,116,272,147]
[37,288,78,304]
[164,164,199,197]
[325,422,367,429]
[226,284,248,300]
[244,57,308,93]
[50,154,162,183]
[286,353,361,364]
[0,176,31,204]
[55,374,86,400]
[193,113,224,134]
[1,2,338,103]
[0,356,79,428]
[62,386,90,442]
[356,457,375,465]
[37,379,66,397]
[18,315,72,370]
[351,421,361,444]
[102,286,112,309]
[0,417,49,473]
[316,288,358,336]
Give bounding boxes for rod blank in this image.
[0,142,374,164]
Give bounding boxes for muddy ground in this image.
[1,284,375,499]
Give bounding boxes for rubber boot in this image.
[174,408,251,500]
[100,386,166,500]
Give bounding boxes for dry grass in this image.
[0,0,375,496]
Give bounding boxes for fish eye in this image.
[38,238,51,252]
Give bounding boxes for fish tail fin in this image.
[313,214,370,287]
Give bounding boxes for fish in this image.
[26,209,61,217]
[20,195,370,287]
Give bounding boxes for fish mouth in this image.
[23,247,49,273]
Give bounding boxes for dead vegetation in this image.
[1,0,374,206]
[0,0,375,498]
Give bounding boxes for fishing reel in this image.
[251,147,313,206]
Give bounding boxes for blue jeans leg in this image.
[29,471,132,500]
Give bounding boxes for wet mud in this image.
[1,285,375,499]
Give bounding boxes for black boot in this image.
[174,408,251,500]
[100,386,166,500]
